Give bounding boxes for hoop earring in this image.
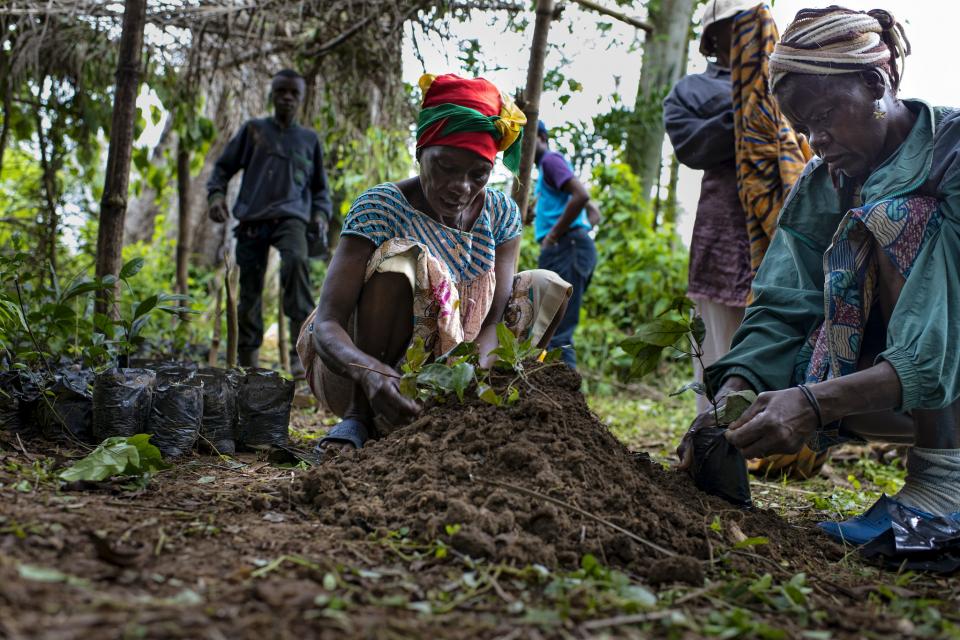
[873,100,887,120]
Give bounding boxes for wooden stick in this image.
[225,251,238,368]
[278,266,290,372]
[348,363,401,379]
[511,0,555,218]
[474,476,677,558]
[580,610,675,631]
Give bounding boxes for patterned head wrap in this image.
[769,6,911,92]
[416,74,527,174]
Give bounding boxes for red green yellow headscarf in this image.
[416,73,527,174]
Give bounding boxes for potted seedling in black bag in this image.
[620,296,755,507]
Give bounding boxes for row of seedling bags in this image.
[0,362,295,458]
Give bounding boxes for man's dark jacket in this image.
[207,117,332,223]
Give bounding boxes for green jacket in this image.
[706,100,960,411]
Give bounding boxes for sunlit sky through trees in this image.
[402,0,954,245]
[133,1,951,246]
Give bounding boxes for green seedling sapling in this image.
[620,296,756,427]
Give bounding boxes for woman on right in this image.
[679,6,960,544]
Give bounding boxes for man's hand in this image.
[540,231,560,250]
[676,375,754,470]
[586,202,601,227]
[208,195,229,223]
[358,363,421,426]
[724,388,817,459]
[307,217,328,254]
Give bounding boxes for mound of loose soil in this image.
[292,366,838,580]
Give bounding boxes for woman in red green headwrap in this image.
[297,74,572,451]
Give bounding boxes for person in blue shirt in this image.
[534,121,600,368]
[207,69,332,373]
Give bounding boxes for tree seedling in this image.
[619,296,755,426]
[396,324,560,407]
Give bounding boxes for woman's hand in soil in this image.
[359,365,421,425]
[724,388,815,459]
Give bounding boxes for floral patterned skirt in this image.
[296,238,571,416]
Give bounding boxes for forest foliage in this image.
[0,0,690,380]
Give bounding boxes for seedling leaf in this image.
[634,319,690,347]
[717,390,758,425]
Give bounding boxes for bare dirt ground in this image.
[2,367,959,639]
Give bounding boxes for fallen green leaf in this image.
[59,434,169,482]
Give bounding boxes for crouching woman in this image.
[681,7,960,543]
[297,74,571,451]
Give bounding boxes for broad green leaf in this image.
[718,390,758,425]
[634,319,690,347]
[399,374,418,399]
[477,384,502,406]
[100,274,118,287]
[417,363,453,391]
[625,344,664,380]
[119,257,145,280]
[495,323,518,361]
[60,278,102,301]
[402,337,429,375]
[448,362,475,402]
[129,316,149,340]
[59,434,168,482]
[134,294,159,320]
[157,305,197,314]
[619,335,652,357]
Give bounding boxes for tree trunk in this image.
[176,139,191,296]
[278,269,289,372]
[225,263,239,368]
[0,52,11,178]
[626,0,696,199]
[208,282,222,366]
[662,153,681,227]
[511,0,555,218]
[94,0,147,316]
[34,107,59,277]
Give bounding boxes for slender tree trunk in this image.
[225,263,239,368]
[626,0,696,199]
[0,52,11,178]
[511,0,555,218]
[278,269,289,372]
[94,0,147,316]
[663,153,681,227]
[176,139,191,297]
[34,108,59,276]
[208,282,222,366]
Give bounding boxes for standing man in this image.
[207,69,332,373]
[663,0,757,412]
[534,121,599,369]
